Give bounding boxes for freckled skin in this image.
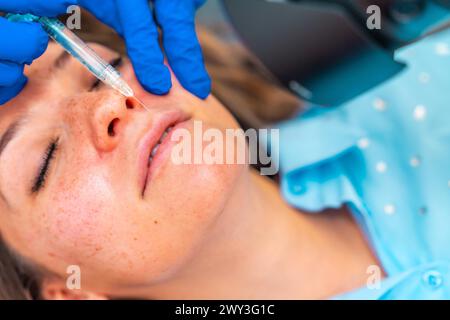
[0,43,244,294]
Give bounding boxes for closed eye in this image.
[31,139,59,194]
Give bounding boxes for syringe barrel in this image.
[39,17,111,81]
[6,13,134,98]
[40,17,133,97]
[103,65,134,97]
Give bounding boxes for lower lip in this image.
[143,119,191,195]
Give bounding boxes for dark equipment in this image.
[221,0,450,106]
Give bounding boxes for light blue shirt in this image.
[273,27,450,299]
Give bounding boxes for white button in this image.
[373,98,387,111]
[384,204,396,215]
[413,105,427,121]
[376,162,387,173]
[418,72,431,84]
[357,138,370,149]
[435,42,450,56]
[410,156,421,167]
[422,270,443,289]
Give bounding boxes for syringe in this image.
[7,13,134,98]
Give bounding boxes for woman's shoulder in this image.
[273,27,450,284]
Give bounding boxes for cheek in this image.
[43,171,117,261]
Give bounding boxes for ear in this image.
[40,278,108,300]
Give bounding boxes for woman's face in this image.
[0,43,244,295]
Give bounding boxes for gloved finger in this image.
[0,61,25,87]
[0,17,48,65]
[0,0,77,17]
[0,74,27,105]
[194,0,207,9]
[154,0,211,99]
[77,0,123,35]
[116,0,171,95]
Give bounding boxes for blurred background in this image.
[198,0,229,32]
[196,0,450,108]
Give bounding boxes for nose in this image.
[88,92,139,152]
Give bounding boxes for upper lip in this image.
[138,108,190,195]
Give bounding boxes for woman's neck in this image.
[139,170,380,299]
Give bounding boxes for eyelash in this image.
[32,139,59,193]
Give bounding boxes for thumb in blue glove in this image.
[0,0,77,104]
[79,0,211,100]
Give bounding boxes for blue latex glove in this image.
[79,0,211,99]
[0,0,76,104]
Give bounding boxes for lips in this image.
[138,109,190,196]
[148,125,174,167]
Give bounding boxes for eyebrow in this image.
[0,116,27,208]
[0,51,68,160]
[0,118,24,159]
[0,51,68,163]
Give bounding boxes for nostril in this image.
[126,98,136,109]
[108,118,120,137]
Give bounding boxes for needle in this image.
[132,96,152,113]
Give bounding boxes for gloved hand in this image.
[79,0,211,99]
[0,0,76,104]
